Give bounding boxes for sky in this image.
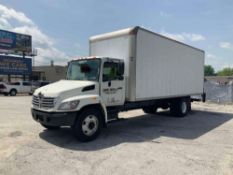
[0,0,233,70]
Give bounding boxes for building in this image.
[32,64,67,82]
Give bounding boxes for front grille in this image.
[33,95,55,109]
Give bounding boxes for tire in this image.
[143,106,157,114]
[73,109,103,142]
[170,98,189,117]
[9,89,17,96]
[41,124,60,130]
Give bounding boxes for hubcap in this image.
[82,115,99,136]
[181,101,187,114]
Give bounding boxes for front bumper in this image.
[31,108,77,126]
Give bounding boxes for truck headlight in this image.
[58,100,80,110]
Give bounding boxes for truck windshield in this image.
[67,59,101,81]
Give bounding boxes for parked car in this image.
[29,81,50,95]
[0,81,31,96]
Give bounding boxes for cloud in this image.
[0,17,11,29]
[13,26,53,47]
[160,30,206,42]
[0,4,33,25]
[183,33,206,41]
[159,11,171,18]
[206,54,216,59]
[205,53,221,70]
[219,42,233,50]
[205,53,233,71]
[0,4,68,65]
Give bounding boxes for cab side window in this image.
[103,62,124,81]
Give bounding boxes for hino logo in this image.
[38,92,44,99]
[38,92,44,108]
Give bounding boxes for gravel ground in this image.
[0,96,233,175]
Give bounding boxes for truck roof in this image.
[89,26,204,53]
[71,56,122,62]
[71,56,102,61]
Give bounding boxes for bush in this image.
[217,67,233,76]
[204,65,215,76]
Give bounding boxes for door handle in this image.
[117,87,123,90]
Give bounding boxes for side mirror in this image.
[118,75,124,81]
[103,75,109,82]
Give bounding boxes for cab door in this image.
[101,61,125,106]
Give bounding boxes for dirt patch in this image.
[9,131,22,138]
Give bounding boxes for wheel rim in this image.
[181,101,187,114]
[82,115,99,136]
[11,91,16,96]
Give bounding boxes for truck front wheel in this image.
[73,109,103,142]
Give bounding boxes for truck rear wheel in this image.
[170,98,189,117]
[143,106,158,114]
[73,109,103,142]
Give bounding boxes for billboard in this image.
[0,29,32,55]
[0,55,32,75]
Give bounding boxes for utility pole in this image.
[23,52,26,81]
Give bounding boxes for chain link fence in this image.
[204,80,233,103]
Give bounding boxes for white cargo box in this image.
[90,27,204,102]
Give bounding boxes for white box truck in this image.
[31,26,205,142]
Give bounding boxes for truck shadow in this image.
[39,110,233,151]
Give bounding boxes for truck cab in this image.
[32,57,125,141]
[67,57,125,106]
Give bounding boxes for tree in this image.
[204,65,215,76]
[217,67,233,76]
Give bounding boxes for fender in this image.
[57,94,108,123]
